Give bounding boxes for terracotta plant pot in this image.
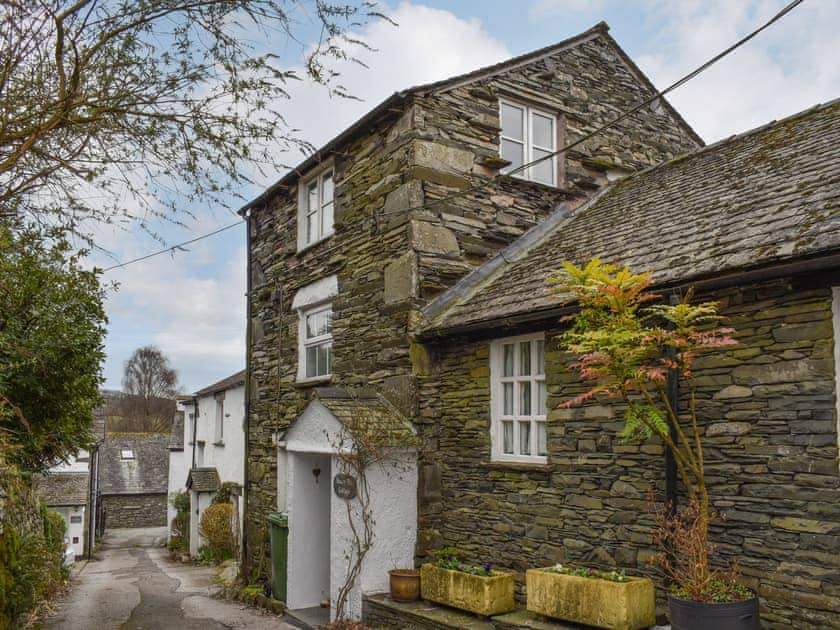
[389,568,421,601]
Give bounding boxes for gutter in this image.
[242,209,252,573]
[191,397,198,469]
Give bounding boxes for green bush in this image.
[198,503,235,562]
[169,491,190,552]
[212,481,239,505]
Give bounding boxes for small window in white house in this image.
[299,168,335,248]
[499,99,557,186]
[214,397,224,443]
[299,304,333,380]
[120,449,134,460]
[196,442,205,466]
[72,536,79,544]
[490,333,547,462]
[70,515,83,524]
[188,412,195,444]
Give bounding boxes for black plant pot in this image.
[669,594,760,630]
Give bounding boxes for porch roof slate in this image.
[422,99,840,336]
[34,472,89,507]
[187,467,221,493]
[315,388,416,446]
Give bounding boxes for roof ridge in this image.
[421,187,613,328]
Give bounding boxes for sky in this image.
[90,0,840,393]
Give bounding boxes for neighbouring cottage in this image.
[34,470,89,558]
[99,433,170,529]
[166,370,246,557]
[241,21,702,622]
[415,101,840,627]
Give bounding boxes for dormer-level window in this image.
[301,304,333,379]
[499,99,557,186]
[120,449,134,460]
[298,167,334,249]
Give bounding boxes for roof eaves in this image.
[420,185,615,330]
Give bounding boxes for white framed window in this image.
[499,99,557,186]
[298,167,335,249]
[120,449,134,460]
[490,333,547,463]
[299,303,333,380]
[214,396,224,443]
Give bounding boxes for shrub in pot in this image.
[554,260,759,630]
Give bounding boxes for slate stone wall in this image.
[416,278,840,627]
[243,29,702,576]
[102,493,167,529]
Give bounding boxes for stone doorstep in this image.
[363,594,672,630]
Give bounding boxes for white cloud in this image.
[635,0,840,142]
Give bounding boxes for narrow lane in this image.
[44,528,296,630]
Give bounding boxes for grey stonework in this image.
[243,26,700,579]
[102,493,167,529]
[417,279,840,628]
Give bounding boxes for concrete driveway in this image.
[43,528,297,629]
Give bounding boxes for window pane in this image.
[321,201,334,235]
[536,340,545,375]
[503,382,514,415]
[308,210,320,243]
[519,421,531,455]
[321,172,334,204]
[501,139,524,171]
[532,113,554,148]
[520,381,531,416]
[306,346,318,378]
[519,341,531,376]
[317,343,332,375]
[537,380,547,415]
[502,421,514,454]
[306,309,332,338]
[502,344,514,377]
[536,421,547,456]
[307,181,318,212]
[532,148,554,185]
[500,103,524,141]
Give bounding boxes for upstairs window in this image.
[300,304,333,380]
[214,396,224,444]
[490,333,547,463]
[299,168,334,249]
[120,449,134,460]
[499,99,557,186]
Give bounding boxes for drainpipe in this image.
[242,209,252,574]
[665,293,680,518]
[191,397,199,469]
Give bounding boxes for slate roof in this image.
[194,369,245,397]
[34,472,89,507]
[422,100,840,336]
[187,467,221,493]
[98,434,170,495]
[239,22,699,214]
[315,388,416,446]
[169,410,185,451]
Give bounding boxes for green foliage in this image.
[544,564,627,583]
[198,503,235,563]
[169,491,190,552]
[432,548,493,577]
[0,470,68,627]
[0,226,107,472]
[170,490,191,514]
[212,482,239,505]
[621,405,668,442]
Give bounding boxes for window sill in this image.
[293,375,332,389]
[213,441,225,447]
[482,460,553,473]
[296,231,334,255]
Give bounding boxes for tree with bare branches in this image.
[0,0,385,233]
[122,345,178,399]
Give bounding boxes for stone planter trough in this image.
[420,563,515,616]
[526,568,656,630]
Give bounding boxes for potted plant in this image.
[388,567,420,602]
[552,259,759,630]
[420,548,515,616]
[527,564,655,630]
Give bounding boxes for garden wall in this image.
[416,277,840,627]
[102,493,167,529]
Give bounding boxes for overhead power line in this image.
[103,0,804,273]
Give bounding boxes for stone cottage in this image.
[240,22,703,622]
[415,101,840,627]
[98,433,170,529]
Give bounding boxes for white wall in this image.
[284,400,417,621]
[55,506,86,557]
[167,400,193,537]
